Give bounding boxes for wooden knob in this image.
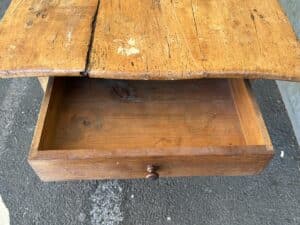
[146,165,159,180]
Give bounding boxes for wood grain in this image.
[89,0,299,80]
[29,78,273,181]
[229,79,272,148]
[0,0,98,77]
[0,0,298,80]
[30,147,273,181]
[39,78,246,150]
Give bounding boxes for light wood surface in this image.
[89,0,299,80]
[0,0,299,80]
[29,78,273,181]
[0,0,98,77]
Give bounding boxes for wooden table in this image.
[0,0,299,181]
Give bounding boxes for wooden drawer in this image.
[29,78,273,181]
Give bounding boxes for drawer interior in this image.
[29,78,273,180]
[37,78,270,150]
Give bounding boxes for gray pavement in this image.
[276,0,300,145]
[0,1,300,225]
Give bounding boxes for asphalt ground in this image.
[0,1,300,225]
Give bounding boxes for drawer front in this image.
[29,147,272,181]
[29,78,273,181]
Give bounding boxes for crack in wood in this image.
[80,0,101,77]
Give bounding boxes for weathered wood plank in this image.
[89,0,299,80]
[0,0,98,77]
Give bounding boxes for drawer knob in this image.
[146,165,159,180]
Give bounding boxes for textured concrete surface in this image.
[278,81,300,144]
[0,1,300,225]
[277,0,300,145]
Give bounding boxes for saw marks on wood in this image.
[89,0,299,80]
[0,0,299,80]
[0,0,98,77]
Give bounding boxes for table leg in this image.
[38,77,49,92]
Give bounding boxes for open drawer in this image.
[29,78,273,181]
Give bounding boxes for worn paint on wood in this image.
[0,0,98,77]
[0,0,299,80]
[89,0,299,80]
